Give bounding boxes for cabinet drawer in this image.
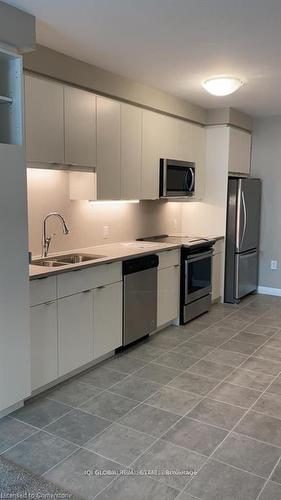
[157,249,180,270]
[57,262,122,298]
[30,276,57,306]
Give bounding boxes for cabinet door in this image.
[141,110,162,199]
[58,291,93,376]
[64,87,96,168]
[212,252,223,302]
[177,120,192,161]
[121,104,142,199]
[93,282,122,359]
[228,127,252,175]
[192,124,206,200]
[24,75,64,164]
[30,302,58,391]
[157,265,180,327]
[97,96,121,199]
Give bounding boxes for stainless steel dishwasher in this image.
[123,254,159,346]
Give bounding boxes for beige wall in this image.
[251,117,281,289]
[27,168,182,256]
[23,45,206,125]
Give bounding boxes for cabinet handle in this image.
[96,285,105,290]
[83,289,91,294]
[44,300,56,306]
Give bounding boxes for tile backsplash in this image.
[27,169,182,256]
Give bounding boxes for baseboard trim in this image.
[257,286,281,297]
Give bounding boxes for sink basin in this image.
[31,259,69,268]
[32,253,106,267]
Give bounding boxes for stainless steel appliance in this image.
[159,159,195,198]
[183,245,213,323]
[123,254,158,346]
[225,177,261,303]
[138,235,215,324]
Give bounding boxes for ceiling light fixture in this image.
[201,76,244,96]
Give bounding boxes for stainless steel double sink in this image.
[32,253,105,268]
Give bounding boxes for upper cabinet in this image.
[64,86,96,168]
[25,74,64,164]
[96,96,121,200]
[227,127,252,175]
[192,124,206,200]
[141,110,205,200]
[120,103,142,200]
[24,74,96,168]
[24,74,207,201]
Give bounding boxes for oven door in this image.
[185,250,212,304]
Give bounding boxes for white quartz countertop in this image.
[29,240,181,280]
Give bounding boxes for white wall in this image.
[27,168,182,256]
[252,117,281,289]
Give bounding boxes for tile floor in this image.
[2,294,281,499]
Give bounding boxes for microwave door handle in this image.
[189,168,195,192]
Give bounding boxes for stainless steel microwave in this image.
[159,159,195,198]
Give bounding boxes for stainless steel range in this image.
[138,235,215,324]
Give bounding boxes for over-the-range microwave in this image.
[159,158,195,198]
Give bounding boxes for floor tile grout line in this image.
[3,298,273,498]
[41,448,80,478]
[86,301,281,498]
[181,336,281,498]
[158,315,281,497]
[256,455,281,499]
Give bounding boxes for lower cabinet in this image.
[93,282,122,359]
[212,240,225,302]
[30,301,58,391]
[157,264,180,327]
[58,291,94,376]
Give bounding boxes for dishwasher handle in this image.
[123,254,159,275]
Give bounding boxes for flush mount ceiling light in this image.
[201,76,244,96]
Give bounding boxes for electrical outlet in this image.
[271,260,278,270]
[103,225,109,239]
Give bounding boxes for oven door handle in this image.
[187,250,213,263]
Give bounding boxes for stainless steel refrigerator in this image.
[224,177,261,304]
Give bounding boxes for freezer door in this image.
[234,250,258,299]
[236,178,261,253]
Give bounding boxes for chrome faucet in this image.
[42,213,70,258]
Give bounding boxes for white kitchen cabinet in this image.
[69,171,96,201]
[141,110,159,199]
[141,110,167,199]
[177,120,193,161]
[192,124,206,200]
[157,264,180,327]
[212,239,225,302]
[93,281,122,359]
[58,291,94,376]
[24,74,64,165]
[64,87,96,168]
[30,301,58,391]
[121,104,142,199]
[228,127,252,175]
[97,96,121,199]
[30,276,57,306]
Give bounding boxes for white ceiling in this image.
[6,0,281,116]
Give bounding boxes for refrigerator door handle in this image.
[241,191,247,248]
